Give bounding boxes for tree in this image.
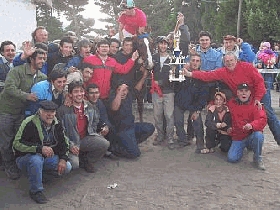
[36,3,64,41]
[52,0,94,38]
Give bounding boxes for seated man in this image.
[86,83,118,159]
[13,100,72,204]
[227,83,267,170]
[57,81,110,173]
[108,81,155,158]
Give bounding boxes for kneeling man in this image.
[13,100,72,204]
[227,83,267,170]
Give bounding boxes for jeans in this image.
[261,90,280,143]
[16,154,72,193]
[174,106,204,149]
[117,122,155,158]
[152,93,174,142]
[69,135,110,169]
[227,131,264,163]
[0,113,24,168]
[262,73,273,107]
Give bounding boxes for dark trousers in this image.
[205,128,232,152]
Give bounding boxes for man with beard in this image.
[0,49,47,179]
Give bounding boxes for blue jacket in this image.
[65,55,83,70]
[217,42,256,63]
[175,76,209,111]
[13,53,48,75]
[27,80,64,115]
[196,46,223,71]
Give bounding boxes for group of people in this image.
[0,0,279,204]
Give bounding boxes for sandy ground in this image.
[1,90,280,210]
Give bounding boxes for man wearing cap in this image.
[13,100,72,204]
[151,36,175,149]
[183,51,280,145]
[117,0,147,41]
[227,83,267,170]
[108,82,155,158]
[218,35,256,63]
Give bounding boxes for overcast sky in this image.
[83,2,108,29]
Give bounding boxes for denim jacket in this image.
[196,46,223,71]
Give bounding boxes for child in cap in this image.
[204,92,232,153]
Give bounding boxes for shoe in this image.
[167,142,175,150]
[29,191,48,204]
[153,140,163,146]
[5,164,21,180]
[256,160,266,171]
[178,141,191,147]
[105,153,119,160]
[84,162,96,173]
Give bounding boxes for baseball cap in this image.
[39,100,58,111]
[237,83,250,90]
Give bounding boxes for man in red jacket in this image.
[183,51,280,146]
[227,83,267,170]
[84,39,139,100]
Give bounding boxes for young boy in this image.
[204,92,232,153]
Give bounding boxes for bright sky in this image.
[83,2,108,30]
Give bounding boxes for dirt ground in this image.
[1,91,280,210]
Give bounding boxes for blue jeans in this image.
[261,89,280,143]
[16,154,72,193]
[117,122,155,158]
[227,131,264,163]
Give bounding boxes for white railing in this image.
[258,69,280,73]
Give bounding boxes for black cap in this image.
[237,83,250,90]
[39,100,58,111]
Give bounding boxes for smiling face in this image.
[82,67,93,82]
[223,39,236,51]
[69,86,85,106]
[60,42,73,57]
[223,54,237,71]
[39,109,56,126]
[52,77,67,93]
[189,55,201,70]
[31,52,46,71]
[35,29,48,43]
[109,41,120,55]
[199,35,211,50]
[1,44,16,63]
[237,88,251,102]
[97,44,110,57]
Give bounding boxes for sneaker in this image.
[29,191,48,204]
[178,140,191,147]
[5,164,21,180]
[256,160,266,171]
[84,162,96,173]
[167,142,175,150]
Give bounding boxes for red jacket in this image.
[227,98,267,140]
[84,55,135,99]
[192,62,266,101]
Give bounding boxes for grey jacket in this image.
[57,100,100,147]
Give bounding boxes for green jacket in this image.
[0,63,47,115]
[13,114,70,161]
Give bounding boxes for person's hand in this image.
[100,125,109,136]
[70,146,79,155]
[254,100,262,110]
[189,44,196,55]
[236,38,243,46]
[57,159,67,175]
[140,66,148,78]
[26,93,37,102]
[21,41,35,60]
[243,123,252,131]
[131,51,139,61]
[68,66,78,73]
[220,122,227,128]
[227,127,232,134]
[177,12,184,26]
[191,112,199,121]
[183,63,192,77]
[42,146,54,157]
[64,94,73,107]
